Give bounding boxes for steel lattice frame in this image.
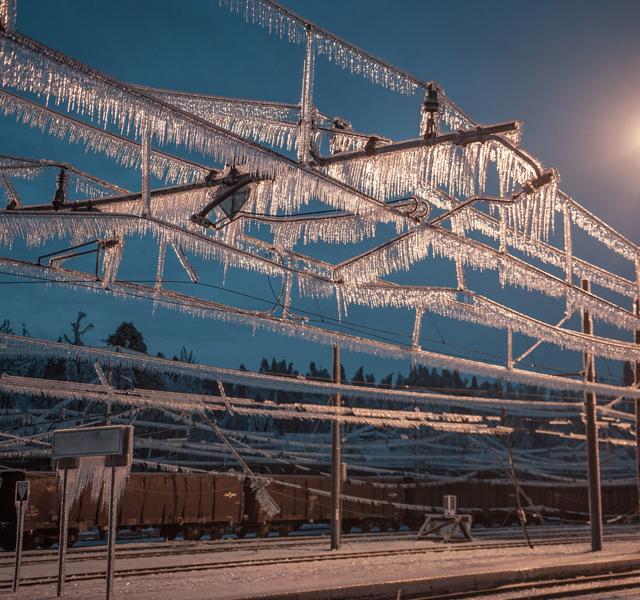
[0,0,639,481]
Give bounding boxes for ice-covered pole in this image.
[634,262,640,518]
[0,0,16,33]
[331,344,342,550]
[297,24,314,163]
[141,123,151,216]
[581,278,603,551]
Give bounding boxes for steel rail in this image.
[1,525,636,566]
[1,533,637,590]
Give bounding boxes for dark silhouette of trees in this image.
[106,322,147,353]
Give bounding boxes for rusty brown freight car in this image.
[0,471,244,549]
[406,479,637,527]
[243,475,405,536]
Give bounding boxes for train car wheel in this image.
[256,524,270,538]
[0,530,16,551]
[276,524,293,537]
[67,530,79,548]
[185,526,203,541]
[359,520,371,533]
[160,525,181,541]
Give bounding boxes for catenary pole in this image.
[331,344,342,550]
[634,295,640,519]
[582,279,603,551]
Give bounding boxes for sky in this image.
[2,0,640,381]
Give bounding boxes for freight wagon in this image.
[0,470,635,549]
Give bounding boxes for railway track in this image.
[1,523,637,568]
[1,530,638,591]
[410,569,640,599]
[1,523,637,566]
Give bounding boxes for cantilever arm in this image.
[429,170,557,226]
[309,121,521,166]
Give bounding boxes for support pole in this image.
[298,24,315,163]
[563,203,573,285]
[581,279,603,551]
[0,0,17,33]
[499,206,508,254]
[634,296,640,519]
[331,344,342,550]
[106,466,117,600]
[57,468,69,597]
[141,124,151,216]
[12,496,26,592]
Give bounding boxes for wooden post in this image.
[331,344,342,550]
[581,279,603,551]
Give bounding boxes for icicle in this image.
[501,179,558,242]
[0,35,399,221]
[0,0,16,33]
[328,130,368,155]
[219,0,420,94]
[565,196,639,263]
[147,88,300,150]
[4,330,640,405]
[70,174,113,199]
[0,91,207,185]
[333,223,639,332]
[147,88,300,122]
[58,456,129,513]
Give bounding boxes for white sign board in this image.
[52,426,129,459]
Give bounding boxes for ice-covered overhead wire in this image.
[0,374,514,433]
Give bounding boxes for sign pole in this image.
[12,480,30,593]
[106,466,117,600]
[57,468,69,598]
[51,425,132,599]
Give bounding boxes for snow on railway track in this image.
[2,527,639,591]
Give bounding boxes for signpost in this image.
[12,480,30,593]
[52,425,133,599]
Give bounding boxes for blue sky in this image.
[2,0,640,381]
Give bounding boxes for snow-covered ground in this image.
[3,535,640,599]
